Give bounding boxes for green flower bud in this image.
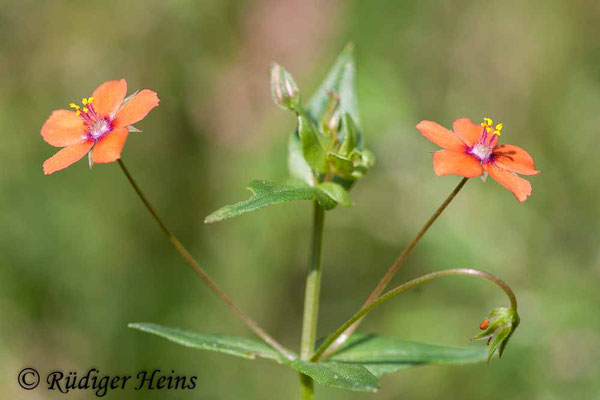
[270,63,300,111]
[472,307,520,362]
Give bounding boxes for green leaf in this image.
[329,334,487,377]
[128,323,286,362]
[205,180,348,223]
[291,360,380,392]
[339,112,358,156]
[305,43,360,128]
[288,132,315,185]
[298,114,328,174]
[328,152,354,177]
[317,182,352,207]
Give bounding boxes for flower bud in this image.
[270,63,300,111]
[472,307,520,362]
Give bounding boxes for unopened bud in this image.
[270,63,300,111]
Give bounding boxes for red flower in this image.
[41,79,159,174]
[416,118,540,202]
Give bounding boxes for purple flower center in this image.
[467,119,503,162]
[71,99,114,141]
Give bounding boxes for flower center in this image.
[88,118,111,139]
[70,97,113,141]
[467,117,503,162]
[470,143,493,160]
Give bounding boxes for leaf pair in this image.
[129,323,486,392]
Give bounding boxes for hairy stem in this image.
[299,201,325,400]
[312,267,517,361]
[322,177,468,357]
[117,159,295,361]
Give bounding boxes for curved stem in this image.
[312,267,517,361]
[299,201,325,400]
[322,177,468,357]
[117,159,295,361]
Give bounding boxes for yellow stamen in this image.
[495,122,503,132]
[76,110,81,116]
[483,117,493,126]
[83,107,89,114]
[69,103,80,110]
[87,97,95,103]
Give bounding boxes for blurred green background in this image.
[2,0,599,399]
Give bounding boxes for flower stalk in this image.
[321,177,468,357]
[299,201,326,400]
[312,267,517,362]
[117,159,295,361]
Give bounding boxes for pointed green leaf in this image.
[339,112,358,156]
[317,182,352,207]
[291,360,379,392]
[329,334,487,377]
[328,152,354,177]
[298,114,328,174]
[305,43,360,128]
[205,180,344,223]
[128,323,286,362]
[288,132,315,185]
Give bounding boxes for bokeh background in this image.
[2,0,599,399]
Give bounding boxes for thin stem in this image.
[322,177,468,357]
[117,159,295,361]
[298,201,326,400]
[312,267,517,361]
[299,374,314,400]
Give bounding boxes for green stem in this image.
[299,201,326,400]
[321,177,468,357]
[117,159,295,361]
[312,267,517,361]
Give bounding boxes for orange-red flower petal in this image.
[416,121,465,151]
[433,149,484,178]
[41,110,86,147]
[43,140,93,175]
[113,90,159,128]
[493,144,540,176]
[92,127,129,163]
[453,118,482,147]
[92,79,127,118]
[484,163,532,203]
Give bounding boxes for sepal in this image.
[472,307,520,362]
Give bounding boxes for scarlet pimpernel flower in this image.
[416,118,539,202]
[41,79,159,174]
